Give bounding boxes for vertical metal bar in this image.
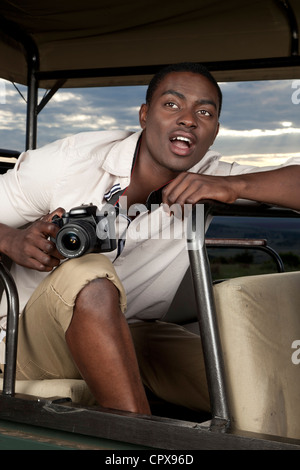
[277,0,299,56]
[187,204,230,430]
[25,51,39,150]
[0,15,40,150]
[0,263,19,396]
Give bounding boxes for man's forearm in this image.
[233,165,300,211]
[162,164,300,211]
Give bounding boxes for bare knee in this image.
[74,277,121,321]
[66,277,127,348]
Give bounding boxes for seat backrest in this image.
[213,271,300,439]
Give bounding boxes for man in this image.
[0,62,299,416]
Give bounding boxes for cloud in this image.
[0,109,26,130]
[51,91,82,103]
[220,152,300,167]
[42,112,116,128]
[0,79,299,168]
[35,86,146,146]
[219,126,300,138]
[219,80,299,131]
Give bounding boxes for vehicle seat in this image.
[167,269,300,439]
[213,271,300,439]
[0,376,97,406]
[0,260,97,406]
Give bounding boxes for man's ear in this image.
[139,103,149,129]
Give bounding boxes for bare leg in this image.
[65,278,151,415]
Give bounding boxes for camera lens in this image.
[61,232,81,252]
[55,221,97,258]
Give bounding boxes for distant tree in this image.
[279,252,300,268]
[232,251,254,264]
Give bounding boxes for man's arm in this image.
[162,165,300,212]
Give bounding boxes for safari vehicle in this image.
[0,0,300,450]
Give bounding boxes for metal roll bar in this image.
[187,203,230,431]
[187,200,300,432]
[205,238,285,273]
[0,262,19,396]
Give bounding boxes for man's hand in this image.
[0,208,66,271]
[162,172,238,212]
[161,165,300,214]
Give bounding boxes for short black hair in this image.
[146,62,222,116]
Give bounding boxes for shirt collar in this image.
[101,130,143,177]
[104,135,141,204]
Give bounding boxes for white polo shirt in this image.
[0,129,298,330]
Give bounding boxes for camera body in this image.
[52,204,116,258]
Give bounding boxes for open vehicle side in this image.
[0,0,300,450]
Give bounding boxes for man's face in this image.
[139,71,220,175]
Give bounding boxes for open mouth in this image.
[170,136,192,148]
[169,134,194,155]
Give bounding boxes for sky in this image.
[0,78,299,167]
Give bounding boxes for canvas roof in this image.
[0,0,299,89]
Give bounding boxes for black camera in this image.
[52,204,116,258]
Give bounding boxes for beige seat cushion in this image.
[213,271,300,439]
[0,378,97,406]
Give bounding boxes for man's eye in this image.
[197,109,212,117]
[165,102,178,109]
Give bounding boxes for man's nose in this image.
[176,109,197,128]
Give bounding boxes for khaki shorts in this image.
[16,254,126,380]
[15,253,209,412]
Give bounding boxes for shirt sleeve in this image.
[0,138,67,228]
